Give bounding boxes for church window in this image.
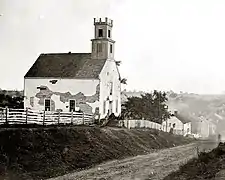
[110,44,113,53]
[109,82,113,95]
[108,30,111,38]
[103,101,106,114]
[69,99,76,112]
[44,99,51,111]
[98,29,103,37]
[116,99,119,113]
[97,43,102,52]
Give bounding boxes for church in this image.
[23,17,121,119]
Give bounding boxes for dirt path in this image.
[49,141,218,180]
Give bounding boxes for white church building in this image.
[23,17,121,119]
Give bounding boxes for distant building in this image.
[196,116,217,138]
[23,17,121,119]
[162,110,192,136]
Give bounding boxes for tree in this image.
[121,96,143,119]
[121,90,170,123]
[0,93,24,109]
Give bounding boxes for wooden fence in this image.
[119,119,162,130]
[0,108,94,126]
[119,119,193,137]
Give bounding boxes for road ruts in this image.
[49,141,218,180]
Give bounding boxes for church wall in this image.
[99,60,121,119]
[24,78,100,115]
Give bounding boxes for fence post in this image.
[0,108,2,122]
[25,108,28,124]
[5,107,8,125]
[166,119,168,132]
[58,111,60,125]
[43,110,45,126]
[82,112,85,125]
[71,110,73,125]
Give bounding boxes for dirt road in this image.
[49,141,218,180]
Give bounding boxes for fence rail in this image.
[119,119,162,130]
[0,108,94,126]
[118,119,191,137]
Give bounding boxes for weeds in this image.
[0,127,193,179]
[164,142,225,180]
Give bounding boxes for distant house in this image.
[23,17,121,119]
[196,116,217,138]
[162,110,192,136]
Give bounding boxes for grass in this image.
[0,126,193,180]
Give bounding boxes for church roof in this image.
[24,53,107,79]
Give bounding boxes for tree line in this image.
[0,92,24,109]
[121,90,171,124]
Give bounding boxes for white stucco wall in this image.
[184,122,192,136]
[198,120,210,138]
[162,116,192,136]
[24,78,100,113]
[99,60,121,118]
[162,116,183,133]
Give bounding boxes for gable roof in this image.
[24,53,107,79]
[174,113,192,124]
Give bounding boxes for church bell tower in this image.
[91,17,115,60]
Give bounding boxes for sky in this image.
[1,0,225,94]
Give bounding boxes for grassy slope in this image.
[0,127,193,180]
[164,142,225,180]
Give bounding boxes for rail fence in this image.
[0,108,94,126]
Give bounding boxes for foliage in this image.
[120,78,127,85]
[164,142,225,180]
[121,90,170,123]
[0,127,192,179]
[0,93,24,109]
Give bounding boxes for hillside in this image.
[167,93,225,135]
[0,127,193,180]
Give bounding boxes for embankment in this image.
[0,126,194,180]
[164,142,225,180]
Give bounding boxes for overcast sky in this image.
[1,0,225,94]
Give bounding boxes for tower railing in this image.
[94,17,113,26]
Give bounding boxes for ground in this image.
[164,141,225,180]
[0,126,193,180]
[49,141,218,180]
